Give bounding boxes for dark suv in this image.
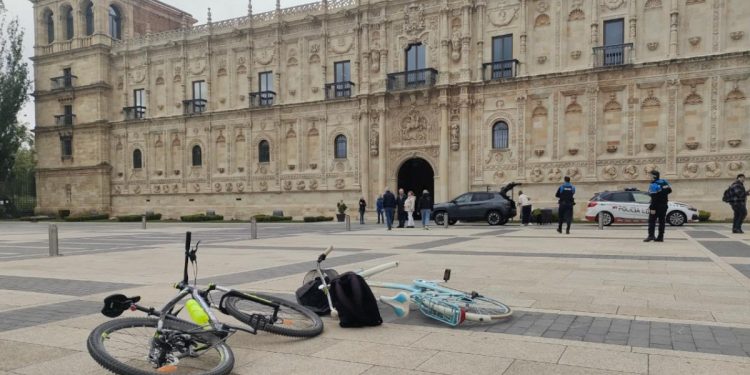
[432,183,519,226]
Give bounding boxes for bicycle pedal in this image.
[248,314,269,329]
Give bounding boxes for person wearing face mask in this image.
[644,170,672,242]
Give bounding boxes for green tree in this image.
[0,4,32,182]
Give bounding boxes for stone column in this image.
[359,110,370,203]
[668,0,679,58]
[519,0,528,76]
[459,93,470,192]
[476,1,486,79]
[438,90,449,201]
[377,108,386,192]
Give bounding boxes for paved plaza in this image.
[0,220,749,374]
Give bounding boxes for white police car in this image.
[585,189,699,226]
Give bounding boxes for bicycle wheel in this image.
[87,317,234,375]
[415,289,512,324]
[224,292,323,338]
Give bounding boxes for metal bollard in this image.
[443,214,449,229]
[49,224,59,257]
[598,213,604,230]
[142,214,147,230]
[250,217,258,239]
[345,215,351,231]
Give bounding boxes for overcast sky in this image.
[5,0,311,129]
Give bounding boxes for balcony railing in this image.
[249,91,276,108]
[54,114,76,126]
[482,59,520,81]
[386,68,438,91]
[123,106,146,120]
[593,43,633,67]
[183,99,207,114]
[50,75,77,90]
[325,81,355,99]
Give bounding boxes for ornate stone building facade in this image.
[32,0,750,219]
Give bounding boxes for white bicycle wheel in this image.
[414,290,512,324]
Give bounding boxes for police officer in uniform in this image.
[644,170,672,242]
[555,176,576,234]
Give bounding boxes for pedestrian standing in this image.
[397,188,407,228]
[555,176,576,234]
[644,170,672,242]
[405,191,416,228]
[419,189,433,230]
[376,195,384,224]
[725,173,749,234]
[518,190,532,226]
[382,188,396,230]
[358,197,367,225]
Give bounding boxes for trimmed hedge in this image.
[180,213,224,222]
[303,216,334,222]
[64,213,110,222]
[117,213,163,222]
[253,214,292,222]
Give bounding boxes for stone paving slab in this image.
[699,241,750,257]
[398,237,476,249]
[421,250,711,262]
[0,275,139,296]
[0,300,100,332]
[686,231,728,239]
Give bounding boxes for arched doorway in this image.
[397,158,434,201]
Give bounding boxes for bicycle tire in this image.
[415,289,512,323]
[87,317,234,375]
[224,292,323,338]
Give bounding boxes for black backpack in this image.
[723,187,733,203]
[295,278,331,315]
[329,272,383,328]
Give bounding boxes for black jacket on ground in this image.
[382,192,396,208]
[418,194,433,210]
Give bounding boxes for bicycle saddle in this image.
[102,294,141,318]
[380,292,411,318]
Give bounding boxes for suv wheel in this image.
[667,211,686,226]
[486,210,503,226]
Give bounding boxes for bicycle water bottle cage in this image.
[102,294,141,318]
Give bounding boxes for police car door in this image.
[631,192,652,222]
[609,192,637,222]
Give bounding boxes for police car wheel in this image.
[599,212,614,226]
[667,211,686,226]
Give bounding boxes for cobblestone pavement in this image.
[0,220,749,374]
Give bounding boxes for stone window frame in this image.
[258,139,271,163]
[132,148,143,169]
[43,8,55,44]
[84,1,94,36]
[191,145,203,167]
[62,3,74,41]
[108,3,123,40]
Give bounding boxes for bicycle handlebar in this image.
[317,246,333,263]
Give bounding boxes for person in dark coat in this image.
[382,188,396,230]
[644,170,672,242]
[555,176,576,234]
[358,197,367,225]
[396,188,406,228]
[418,189,433,230]
[726,174,748,234]
[376,195,384,224]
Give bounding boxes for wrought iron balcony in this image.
[482,59,520,81]
[593,43,633,67]
[249,91,276,108]
[325,81,355,99]
[183,99,207,114]
[123,106,146,120]
[386,68,438,91]
[54,114,76,126]
[50,74,77,90]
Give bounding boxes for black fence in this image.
[325,81,355,99]
[0,174,36,217]
[593,43,633,67]
[482,59,520,81]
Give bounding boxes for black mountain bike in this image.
[87,232,323,375]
